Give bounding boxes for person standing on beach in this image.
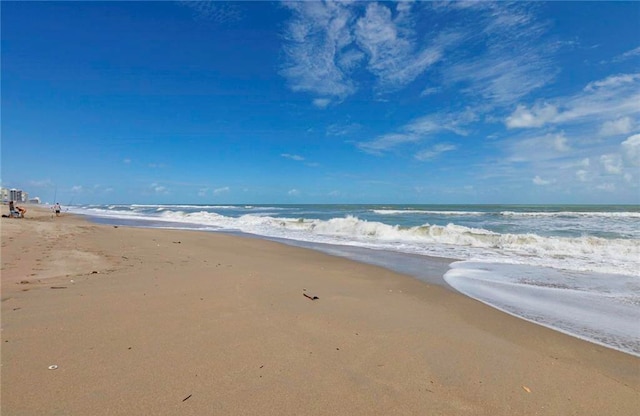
[54,203,61,217]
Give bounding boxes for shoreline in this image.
[2,206,639,415]
[76,208,640,357]
[85,213,459,289]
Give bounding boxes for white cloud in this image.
[616,45,640,61]
[414,143,457,161]
[313,98,331,108]
[584,73,640,92]
[326,122,361,137]
[198,188,208,197]
[213,186,229,194]
[506,73,640,129]
[280,2,461,101]
[600,154,623,174]
[621,133,640,167]
[123,158,131,164]
[506,103,558,128]
[504,132,572,163]
[281,153,305,161]
[281,1,357,99]
[576,170,588,182]
[420,86,441,97]
[71,185,83,192]
[288,189,300,196]
[442,2,554,105]
[354,2,452,91]
[150,183,168,194]
[449,48,555,105]
[552,133,570,152]
[599,117,634,137]
[532,175,553,185]
[596,183,615,192]
[280,1,555,108]
[358,108,477,154]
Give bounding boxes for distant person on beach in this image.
[9,200,26,218]
[54,203,61,216]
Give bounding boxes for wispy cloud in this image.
[312,98,331,108]
[448,47,556,105]
[613,45,640,62]
[506,73,640,129]
[357,107,478,154]
[150,183,168,195]
[280,1,357,100]
[414,143,457,161]
[280,1,459,101]
[281,153,305,161]
[532,175,554,186]
[281,1,554,108]
[599,117,635,137]
[213,186,229,194]
[353,3,455,92]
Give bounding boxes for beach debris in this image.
[50,286,67,289]
[19,280,29,284]
[173,241,181,244]
[13,307,21,311]
[48,365,58,370]
[522,385,532,393]
[113,226,118,228]
[303,293,319,301]
[90,270,99,274]
[182,394,192,402]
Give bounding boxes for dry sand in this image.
[1,205,638,415]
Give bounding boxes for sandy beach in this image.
[1,205,638,415]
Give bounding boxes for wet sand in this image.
[1,205,638,415]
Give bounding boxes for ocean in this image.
[69,203,640,357]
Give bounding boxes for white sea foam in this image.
[500,210,640,218]
[444,261,640,357]
[372,209,485,216]
[73,207,639,277]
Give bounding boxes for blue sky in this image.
[2,1,639,205]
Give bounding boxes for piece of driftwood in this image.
[303,293,319,301]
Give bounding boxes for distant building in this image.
[9,189,22,202]
[1,187,36,203]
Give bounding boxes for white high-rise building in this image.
[9,189,22,202]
